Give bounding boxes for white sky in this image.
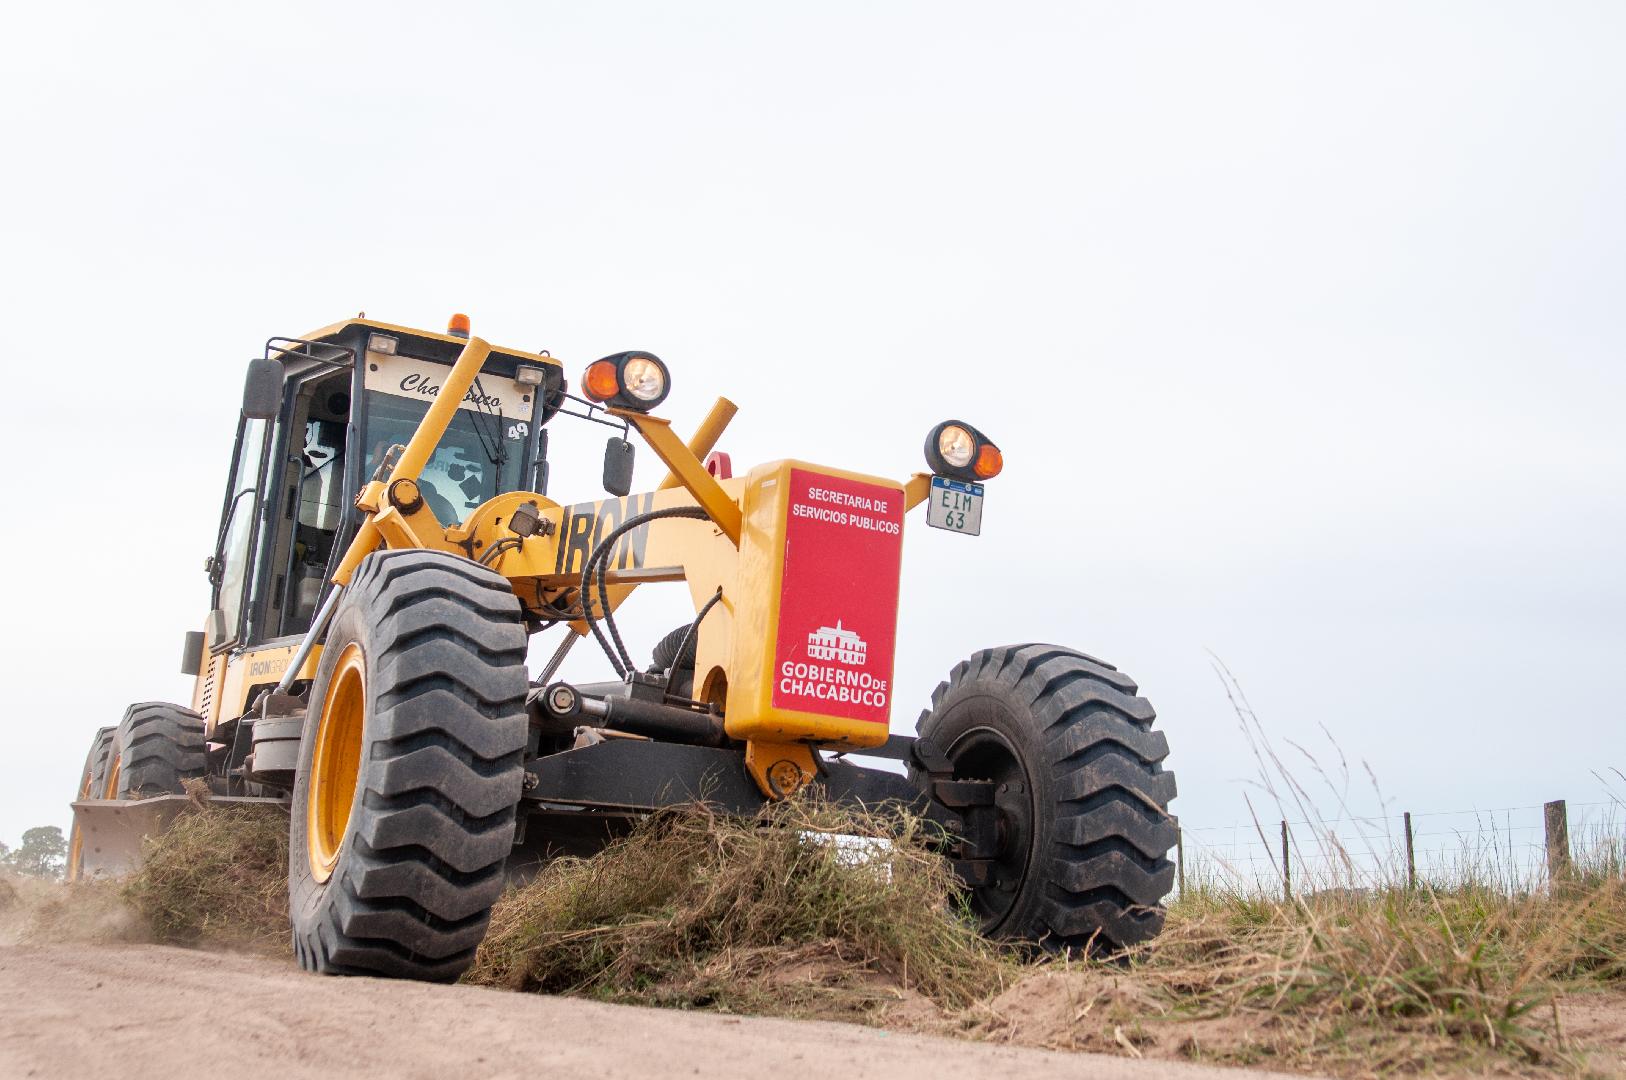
[1,2,1622,853]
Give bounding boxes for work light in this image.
[581,351,671,411]
[936,424,976,469]
[925,419,1002,481]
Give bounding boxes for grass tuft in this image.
[466,800,1011,1018]
[121,803,289,951]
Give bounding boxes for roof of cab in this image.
[296,317,563,368]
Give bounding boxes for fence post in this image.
[1544,800,1572,884]
[1281,820,1291,901]
[1176,826,1185,898]
[1404,811,1416,891]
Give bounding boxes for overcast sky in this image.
[1,2,1621,867]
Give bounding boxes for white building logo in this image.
[807,621,867,666]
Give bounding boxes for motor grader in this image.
[68,315,1178,979]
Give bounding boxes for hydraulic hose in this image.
[578,505,711,677]
[663,586,725,697]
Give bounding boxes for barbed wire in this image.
[1178,800,1618,835]
[1173,800,1622,893]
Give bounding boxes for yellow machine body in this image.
[190,639,322,733]
[76,312,1183,974]
[189,322,937,797]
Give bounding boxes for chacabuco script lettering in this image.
[399,373,503,410]
[778,661,888,707]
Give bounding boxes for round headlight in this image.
[936,425,976,469]
[924,419,1001,482]
[622,356,667,403]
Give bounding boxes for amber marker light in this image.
[974,442,1003,480]
[447,313,472,338]
[582,359,621,402]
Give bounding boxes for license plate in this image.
[926,476,984,536]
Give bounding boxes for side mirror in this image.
[603,437,635,497]
[242,358,285,420]
[180,630,205,676]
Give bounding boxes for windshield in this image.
[362,352,534,524]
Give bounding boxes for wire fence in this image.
[1174,798,1625,898]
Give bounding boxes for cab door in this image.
[206,412,278,650]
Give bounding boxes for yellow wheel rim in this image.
[307,643,367,884]
[103,754,120,799]
[67,765,96,881]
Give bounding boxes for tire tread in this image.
[114,703,205,798]
[291,550,527,982]
[917,643,1177,953]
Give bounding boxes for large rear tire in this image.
[113,702,207,798]
[915,644,1177,953]
[288,550,529,981]
[66,727,115,881]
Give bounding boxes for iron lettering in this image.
[247,655,291,679]
[554,492,655,577]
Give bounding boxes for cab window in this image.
[256,370,351,639]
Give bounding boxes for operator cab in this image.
[206,318,563,656]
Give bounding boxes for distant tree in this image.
[5,826,66,879]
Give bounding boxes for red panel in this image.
[771,469,904,724]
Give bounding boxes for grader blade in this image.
[69,796,285,879]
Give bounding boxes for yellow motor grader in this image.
[68,315,1177,979]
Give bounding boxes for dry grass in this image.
[1090,875,1626,1074]
[61,769,1626,1076]
[463,797,1625,1075]
[466,801,1012,1019]
[120,802,289,952]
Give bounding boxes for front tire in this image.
[915,645,1177,953]
[288,550,529,981]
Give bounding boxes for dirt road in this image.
[0,943,1308,1080]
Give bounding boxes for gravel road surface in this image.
[0,943,1312,1080]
